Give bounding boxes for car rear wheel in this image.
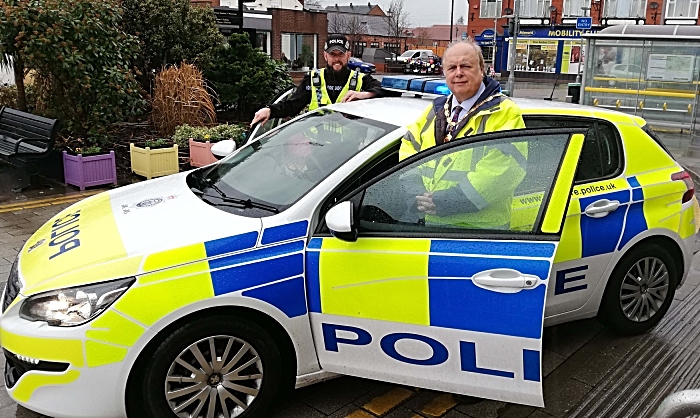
[598,243,678,334]
[128,316,284,418]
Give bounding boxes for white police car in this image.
[1,76,695,418]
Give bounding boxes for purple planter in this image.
[63,150,118,191]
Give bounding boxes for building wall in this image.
[191,0,221,7]
[271,9,328,67]
[368,5,386,16]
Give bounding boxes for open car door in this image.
[305,128,586,407]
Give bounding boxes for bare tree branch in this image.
[385,0,411,38]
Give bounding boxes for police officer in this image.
[399,40,526,229]
[251,34,385,127]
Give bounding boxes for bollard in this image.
[616,100,621,108]
[639,100,644,110]
[593,98,599,106]
[663,103,667,111]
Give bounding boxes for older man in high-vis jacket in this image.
[399,40,527,230]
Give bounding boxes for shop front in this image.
[498,26,601,79]
[475,29,500,65]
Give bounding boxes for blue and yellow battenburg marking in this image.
[307,237,555,340]
[114,220,311,332]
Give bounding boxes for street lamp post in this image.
[506,0,520,95]
[450,0,455,43]
[576,6,591,83]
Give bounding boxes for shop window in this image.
[513,41,558,72]
[384,42,401,56]
[354,42,367,57]
[370,42,380,48]
[521,0,552,17]
[564,0,592,16]
[255,32,270,54]
[480,0,503,18]
[666,0,699,18]
[281,33,317,70]
[482,46,494,62]
[604,0,647,18]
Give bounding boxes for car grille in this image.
[2,258,20,313]
[4,349,69,389]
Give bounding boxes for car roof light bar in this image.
[381,75,451,98]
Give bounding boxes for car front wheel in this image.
[128,316,284,418]
[598,243,679,334]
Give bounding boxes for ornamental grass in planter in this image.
[174,124,245,167]
[130,138,179,179]
[63,146,118,191]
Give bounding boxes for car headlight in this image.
[19,278,135,327]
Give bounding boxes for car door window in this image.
[353,132,571,236]
[523,117,622,184]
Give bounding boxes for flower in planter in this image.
[143,138,171,149]
[75,145,103,155]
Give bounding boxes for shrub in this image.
[122,0,223,93]
[203,34,294,120]
[0,0,146,137]
[151,63,217,136]
[173,123,246,148]
[0,84,37,112]
[144,138,170,148]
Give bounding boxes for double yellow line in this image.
[0,190,102,213]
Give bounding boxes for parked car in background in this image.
[405,53,442,74]
[396,49,435,63]
[348,57,376,74]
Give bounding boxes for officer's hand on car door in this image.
[251,107,271,127]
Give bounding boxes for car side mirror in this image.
[210,140,237,159]
[325,201,358,242]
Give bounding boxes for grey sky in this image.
[320,0,467,27]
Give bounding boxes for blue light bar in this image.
[381,75,451,96]
[424,80,451,96]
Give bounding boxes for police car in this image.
[0,76,696,418]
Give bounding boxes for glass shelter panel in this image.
[583,39,700,132]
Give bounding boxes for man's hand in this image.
[416,192,436,215]
[251,107,271,127]
[341,91,376,103]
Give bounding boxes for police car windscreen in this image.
[202,110,397,214]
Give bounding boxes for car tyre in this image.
[128,316,284,418]
[598,243,678,334]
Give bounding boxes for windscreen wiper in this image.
[190,175,279,214]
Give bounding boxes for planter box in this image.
[189,138,218,167]
[62,151,118,191]
[130,143,179,179]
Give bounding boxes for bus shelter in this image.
[582,25,700,132]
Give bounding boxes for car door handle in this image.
[584,199,620,218]
[472,269,541,293]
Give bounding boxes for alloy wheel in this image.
[165,335,263,418]
[619,256,670,322]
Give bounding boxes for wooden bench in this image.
[0,107,60,191]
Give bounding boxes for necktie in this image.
[445,105,462,141]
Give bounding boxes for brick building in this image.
[466,0,700,79]
[406,24,471,57]
[271,8,329,69]
[325,3,408,58]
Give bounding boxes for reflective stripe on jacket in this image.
[398,91,527,229]
[309,68,364,110]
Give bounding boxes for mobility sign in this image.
[576,17,592,30]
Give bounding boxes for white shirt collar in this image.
[451,82,486,118]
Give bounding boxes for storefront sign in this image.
[509,27,601,38]
[647,54,695,82]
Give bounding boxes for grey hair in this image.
[443,40,486,74]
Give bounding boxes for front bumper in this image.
[0,299,152,418]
